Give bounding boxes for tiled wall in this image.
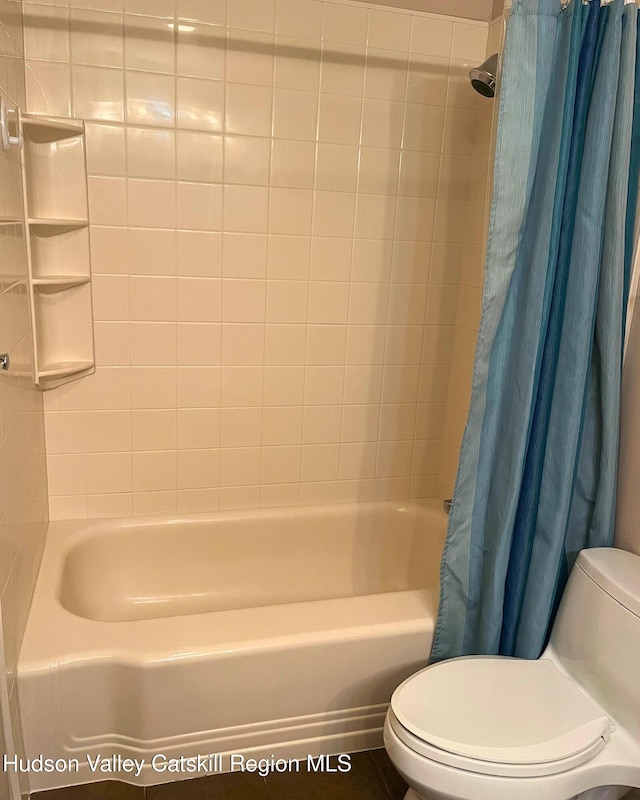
[439,18,501,499]
[0,0,49,797]
[22,0,491,519]
[346,0,495,20]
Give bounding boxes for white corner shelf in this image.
[20,113,95,389]
[29,218,88,229]
[33,276,91,292]
[21,116,84,141]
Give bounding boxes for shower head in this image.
[469,53,499,98]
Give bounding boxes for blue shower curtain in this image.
[431,0,640,662]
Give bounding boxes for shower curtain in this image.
[431,0,640,662]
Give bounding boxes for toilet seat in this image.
[390,657,611,778]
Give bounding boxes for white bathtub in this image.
[17,500,446,792]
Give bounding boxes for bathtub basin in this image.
[18,500,446,792]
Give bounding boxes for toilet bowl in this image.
[384,548,640,800]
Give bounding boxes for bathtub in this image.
[17,500,446,792]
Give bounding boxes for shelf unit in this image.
[20,114,95,389]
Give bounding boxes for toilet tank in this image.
[546,547,640,737]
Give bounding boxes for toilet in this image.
[384,547,640,800]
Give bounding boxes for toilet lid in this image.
[392,657,610,766]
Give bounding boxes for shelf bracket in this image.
[0,97,23,151]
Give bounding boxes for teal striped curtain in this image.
[432,0,640,662]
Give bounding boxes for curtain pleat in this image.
[431,0,640,662]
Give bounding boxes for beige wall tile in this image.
[177,182,223,231]
[130,322,177,365]
[310,237,351,282]
[320,44,365,97]
[177,449,220,490]
[410,16,453,57]
[304,366,344,406]
[260,482,300,508]
[225,83,272,136]
[70,8,123,68]
[72,64,123,121]
[275,0,322,39]
[222,323,265,365]
[274,34,321,91]
[223,185,269,232]
[177,0,225,26]
[302,405,342,445]
[262,406,303,446]
[178,24,225,80]
[129,228,176,276]
[219,484,260,509]
[273,87,317,140]
[177,76,224,131]
[220,446,261,486]
[452,21,489,61]
[84,409,132,452]
[224,233,268,279]
[224,135,270,186]
[126,127,176,180]
[220,407,262,447]
[131,366,176,408]
[265,324,306,365]
[361,98,404,148]
[267,235,310,280]
[260,445,301,483]
[342,405,380,443]
[177,366,221,407]
[177,231,223,277]
[178,131,223,184]
[88,176,127,224]
[313,191,356,238]
[368,9,411,52]
[86,452,132,493]
[85,122,126,175]
[271,139,315,189]
[227,30,274,86]
[264,366,304,406]
[177,408,220,448]
[133,491,177,516]
[316,144,358,193]
[126,70,175,127]
[227,0,275,34]
[128,179,176,228]
[339,441,378,480]
[25,1,491,518]
[269,188,313,236]
[27,60,72,116]
[323,3,367,46]
[132,450,177,492]
[132,409,177,450]
[301,443,340,482]
[317,93,362,145]
[24,4,70,62]
[0,226,48,786]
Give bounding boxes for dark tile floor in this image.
[32,750,408,800]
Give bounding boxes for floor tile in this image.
[32,781,144,800]
[266,751,390,800]
[146,771,270,799]
[371,749,407,800]
[32,750,404,800]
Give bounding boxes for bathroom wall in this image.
[22,0,490,519]
[616,247,640,556]
[439,17,502,499]
[344,0,495,21]
[0,0,49,795]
